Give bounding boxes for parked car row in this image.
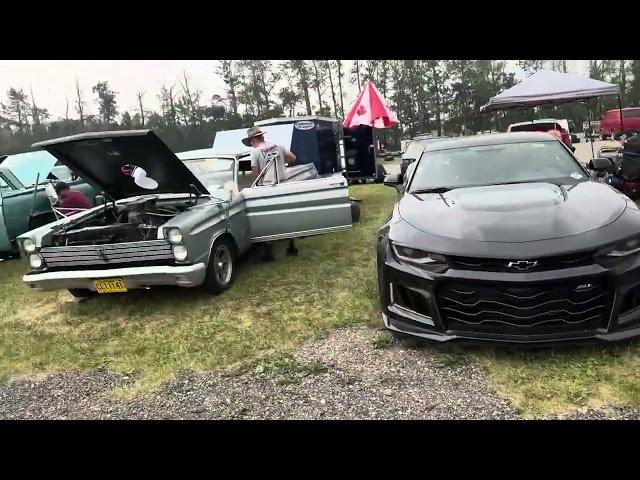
[10,121,640,347]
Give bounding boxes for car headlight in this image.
[28,254,44,269]
[167,228,183,244]
[604,237,640,257]
[22,238,36,253]
[391,242,448,271]
[172,245,188,261]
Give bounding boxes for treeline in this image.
[1,60,639,155]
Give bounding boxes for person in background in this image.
[54,181,93,215]
[241,126,298,262]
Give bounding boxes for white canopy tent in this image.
[481,69,623,157]
[481,69,620,111]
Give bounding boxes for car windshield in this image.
[182,157,235,192]
[409,141,586,193]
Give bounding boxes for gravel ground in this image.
[2,326,638,420]
[0,326,517,420]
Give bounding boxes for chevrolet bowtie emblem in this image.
[507,260,538,271]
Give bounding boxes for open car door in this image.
[242,159,352,242]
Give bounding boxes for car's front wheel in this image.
[203,236,236,295]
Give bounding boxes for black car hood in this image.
[32,130,208,200]
[399,182,627,242]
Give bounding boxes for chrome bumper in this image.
[23,263,207,291]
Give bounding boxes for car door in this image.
[241,158,352,242]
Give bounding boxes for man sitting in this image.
[55,181,93,215]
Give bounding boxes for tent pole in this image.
[588,99,595,159]
[619,94,625,135]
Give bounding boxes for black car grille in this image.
[437,280,611,335]
[40,240,175,271]
[447,251,593,273]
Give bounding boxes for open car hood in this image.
[32,130,208,200]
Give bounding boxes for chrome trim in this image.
[23,263,206,289]
[388,305,435,326]
[250,224,351,243]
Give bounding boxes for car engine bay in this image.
[46,196,198,246]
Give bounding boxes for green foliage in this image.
[1,59,636,155]
[92,81,118,125]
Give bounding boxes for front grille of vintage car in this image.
[446,251,594,273]
[436,280,612,335]
[39,240,175,271]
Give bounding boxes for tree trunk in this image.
[336,60,344,116]
[228,61,238,115]
[137,92,145,127]
[75,77,85,127]
[325,61,338,117]
[431,62,442,136]
[312,60,323,114]
[620,60,626,104]
[355,60,361,91]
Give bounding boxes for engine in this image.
[47,196,192,246]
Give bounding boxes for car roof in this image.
[422,132,558,152]
[508,119,563,128]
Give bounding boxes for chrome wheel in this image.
[214,244,232,285]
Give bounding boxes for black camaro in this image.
[377,132,640,345]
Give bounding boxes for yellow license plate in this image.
[93,278,128,293]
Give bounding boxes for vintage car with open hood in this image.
[378,132,640,345]
[0,151,94,258]
[18,130,353,297]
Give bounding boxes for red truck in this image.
[600,107,640,139]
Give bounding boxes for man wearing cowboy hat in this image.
[242,126,296,179]
[242,126,298,261]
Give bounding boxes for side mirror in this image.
[589,157,614,172]
[571,146,576,153]
[383,174,403,186]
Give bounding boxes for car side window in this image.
[236,158,258,191]
[0,175,13,192]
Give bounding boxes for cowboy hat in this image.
[242,126,266,147]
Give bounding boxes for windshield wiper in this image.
[411,186,452,194]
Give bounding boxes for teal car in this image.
[0,151,95,258]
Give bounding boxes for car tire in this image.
[374,164,387,183]
[203,236,236,295]
[68,289,96,299]
[350,200,361,223]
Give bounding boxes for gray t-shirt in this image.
[249,143,287,181]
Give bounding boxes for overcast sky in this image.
[0,60,590,121]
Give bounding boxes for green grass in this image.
[0,185,396,396]
[5,183,640,416]
[472,345,640,418]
